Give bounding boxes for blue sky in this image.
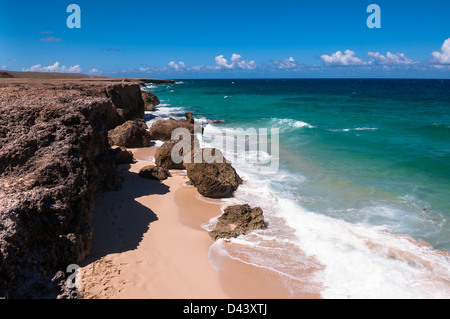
[0,0,449,78]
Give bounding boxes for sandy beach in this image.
[79,146,321,299]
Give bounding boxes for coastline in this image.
[79,145,321,299]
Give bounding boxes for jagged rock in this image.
[155,140,186,169]
[185,112,195,124]
[110,146,134,165]
[183,148,242,198]
[0,71,13,78]
[103,83,146,129]
[209,204,266,241]
[0,79,129,298]
[149,118,195,141]
[108,120,151,148]
[138,165,171,181]
[142,90,160,111]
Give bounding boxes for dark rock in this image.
[209,204,266,241]
[142,90,160,112]
[0,79,129,298]
[138,165,171,181]
[110,146,134,165]
[183,148,243,198]
[185,112,195,124]
[154,137,199,170]
[103,83,146,129]
[108,120,151,148]
[149,118,195,141]
[0,71,13,78]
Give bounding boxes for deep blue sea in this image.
[144,79,450,298]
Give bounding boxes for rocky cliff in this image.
[0,79,146,298]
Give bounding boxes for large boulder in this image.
[138,165,171,181]
[183,148,242,198]
[108,120,151,148]
[185,112,195,124]
[142,90,160,112]
[155,140,186,170]
[149,118,195,141]
[209,204,266,241]
[110,146,134,165]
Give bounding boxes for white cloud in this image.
[368,51,416,65]
[430,38,450,65]
[88,68,102,75]
[215,55,233,69]
[271,57,305,69]
[168,61,186,71]
[1,66,6,69]
[22,61,82,73]
[215,54,257,70]
[321,50,366,66]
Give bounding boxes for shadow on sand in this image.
[81,164,170,265]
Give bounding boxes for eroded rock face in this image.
[155,140,186,170]
[185,112,195,124]
[142,90,160,112]
[0,79,140,298]
[183,148,242,198]
[110,146,134,165]
[138,165,171,181]
[149,118,195,141]
[108,120,151,148]
[209,204,266,241]
[103,83,145,129]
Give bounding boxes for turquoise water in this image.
[145,79,450,298]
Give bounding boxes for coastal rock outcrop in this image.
[103,83,145,129]
[155,140,186,170]
[138,165,171,181]
[185,112,195,124]
[149,118,195,141]
[110,146,134,165]
[108,120,151,148]
[0,79,143,298]
[209,204,266,241]
[183,148,243,198]
[142,90,160,112]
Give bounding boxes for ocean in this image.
[144,79,450,298]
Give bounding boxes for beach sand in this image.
[79,146,321,299]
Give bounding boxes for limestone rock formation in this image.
[138,165,171,181]
[110,146,134,165]
[183,148,243,198]
[149,118,195,141]
[0,79,132,298]
[142,90,160,112]
[103,83,146,129]
[209,204,266,241]
[185,112,195,124]
[108,120,151,148]
[155,140,186,170]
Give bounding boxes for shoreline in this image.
[79,145,321,299]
